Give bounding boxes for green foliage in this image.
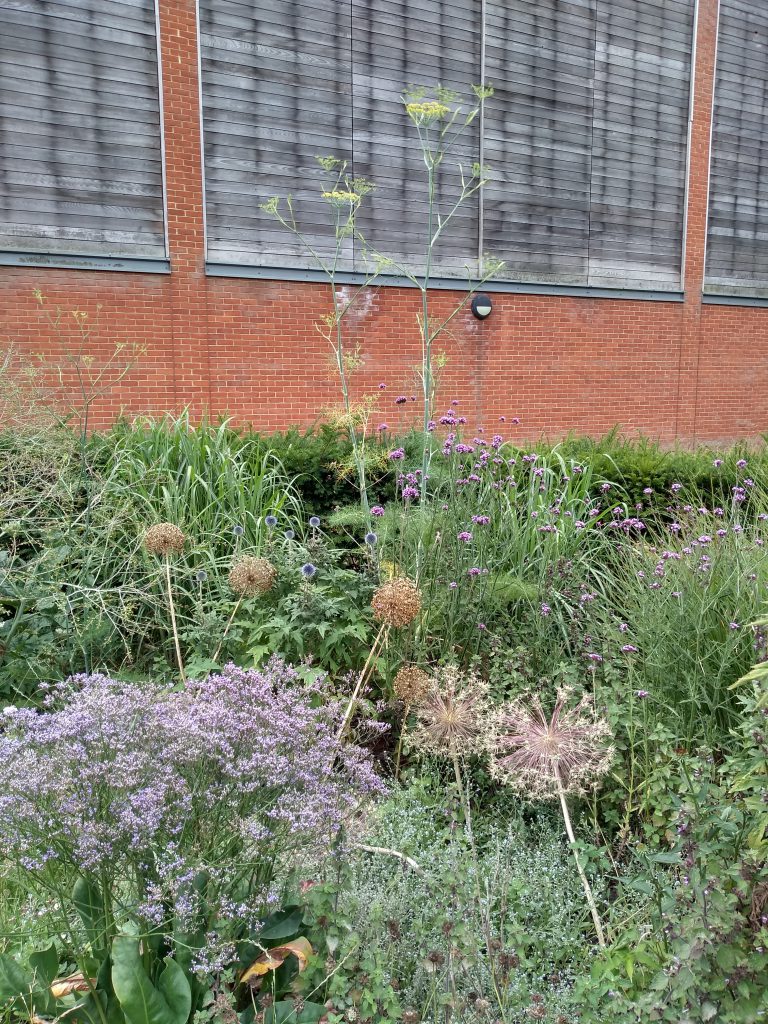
[111,934,191,1024]
[580,677,768,1022]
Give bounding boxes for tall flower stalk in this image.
[491,689,614,947]
[261,164,380,521]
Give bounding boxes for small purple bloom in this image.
[458,531,473,543]
[621,644,639,654]
[395,395,407,405]
[371,505,385,517]
[377,423,388,432]
[449,581,458,589]
[389,448,406,461]
[540,603,551,616]
[471,515,491,525]
[301,563,317,577]
[401,486,419,500]
[636,690,650,699]
[737,458,748,469]
[265,515,277,528]
[365,532,378,546]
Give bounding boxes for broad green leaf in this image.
[74,877,108,954]
[111,936,191,1024]
[28,944,58,987]
[0,953,33,1007]
[258,908,304,942]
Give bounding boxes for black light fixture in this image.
[470,293,493,319]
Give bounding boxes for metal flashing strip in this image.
[703,293,768,307]
[205,264,685,303]
[0,252,171,273]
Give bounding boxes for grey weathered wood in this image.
[199,0,694,287]
[0,0,165,257]
[705,0,768,291]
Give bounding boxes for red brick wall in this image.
[1,0,765,443]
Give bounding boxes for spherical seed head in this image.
[393,666,431,707]
[490,688,613,799]
[371,577,421,628]
[410,665,490,757]
[143,522,186,557]
[228,556,277,597]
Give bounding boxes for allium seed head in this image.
[409,665,489,757]
[393,666,431,708]
[371,578,421,628]
[491,689,613,799]
[228,556,277,597]
[143,522,186,557]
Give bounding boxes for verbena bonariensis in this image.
[0,660,384,968]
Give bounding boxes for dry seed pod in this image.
[371,577,421,628]
[393,665,431,707]
[143,522,186,557]
[228,556,277,597]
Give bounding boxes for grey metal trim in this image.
[205,263,685,302]
[702,293,768,307]
[0,252,171,273]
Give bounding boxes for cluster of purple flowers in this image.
[0,663,384,940]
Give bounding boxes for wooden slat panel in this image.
[588,0,693,288]
[200,0,354,268]
[349,0,480,277]
[0,0,165,257]
[200,0,693,287]
[706,1,768,291]
[483,0,595,284]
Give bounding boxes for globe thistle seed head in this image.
[143,522,186,557]
[309,516,321,528]
[195,569,208,583]
[301,562,317,578]
[232,524,245,537]
[371,577,421,628]
[410,665,490,757]
[490,688,613,799]
[365,531,378,546]
[228,556,277,598]
[265,515,277,528]
[393,665,431,708]
[284,529,295,540]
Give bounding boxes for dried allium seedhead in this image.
[393,666,431,707]
[491,689,613,799]
[371,577,421,628]
[143,522,186,557]
[228,556,277,597]
[410,665,489,757]
[402,1013,420,1024]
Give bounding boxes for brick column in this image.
[676,0,719,441]
[157,0,212,417]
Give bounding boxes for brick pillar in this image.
[157,0,211,417]
[676,0,719,441]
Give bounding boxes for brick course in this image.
[1,0,765,443]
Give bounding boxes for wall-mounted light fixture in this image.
[470,293,493,319]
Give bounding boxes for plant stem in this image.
[165,557,185,684]
[556,770,606,947]
[213,595,243,664]
[394,702,411,779]
[336,623,388,741]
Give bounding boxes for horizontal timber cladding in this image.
[706,0,768,297]
[200,0,695,288]
[0,0,166,258]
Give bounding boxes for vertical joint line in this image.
[477,0,487,274]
